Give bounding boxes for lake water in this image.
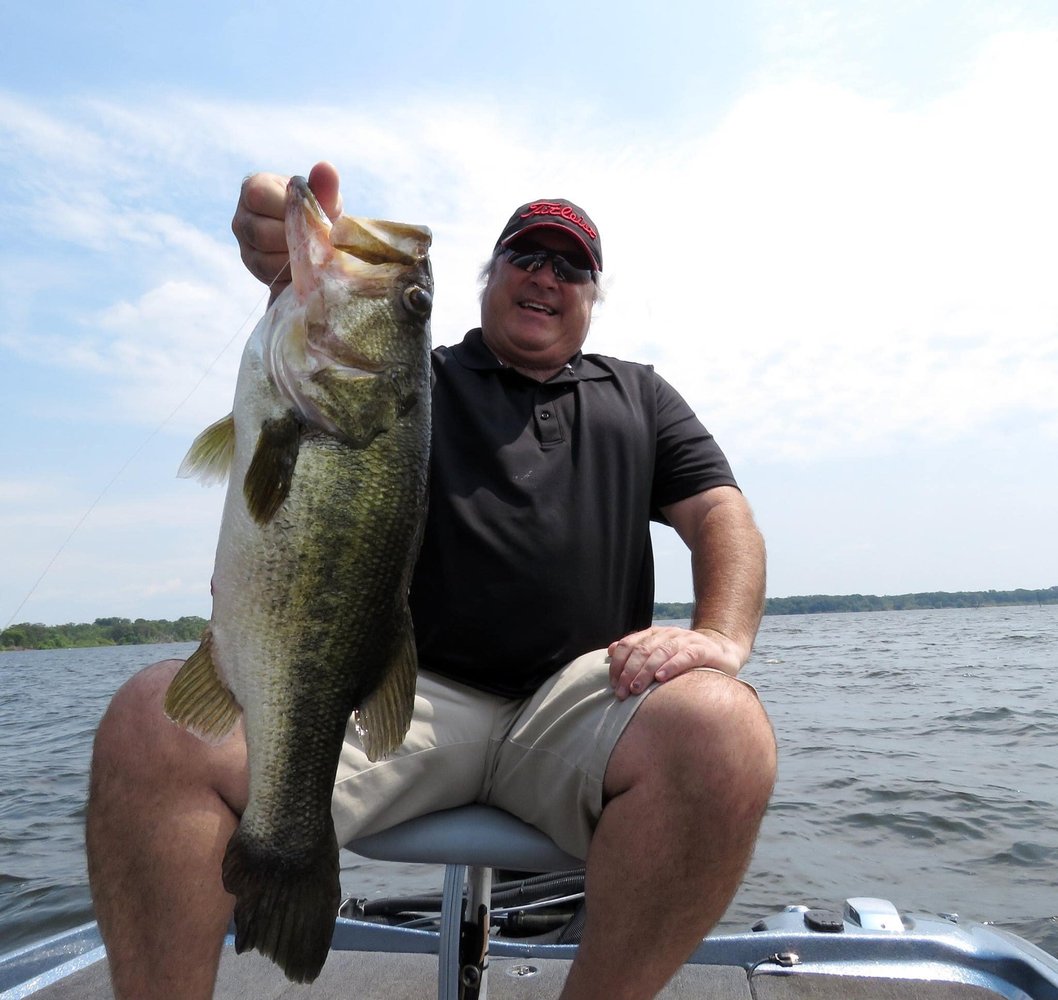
[1,605,1056,957]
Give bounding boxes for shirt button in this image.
[539,410,552,420]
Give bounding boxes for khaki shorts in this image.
[332,649,759,859]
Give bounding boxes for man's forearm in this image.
[688,492,767,665]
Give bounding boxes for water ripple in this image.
[4,617,1057,960]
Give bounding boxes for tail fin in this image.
[222,826,340,983]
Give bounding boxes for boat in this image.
[3,805,1057,999]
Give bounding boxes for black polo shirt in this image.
[408,328,737,698]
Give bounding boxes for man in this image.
[86,161,776,1000]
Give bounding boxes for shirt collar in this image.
[450,328,613,383]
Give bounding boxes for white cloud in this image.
[590,31,1058,460]
[7,36,1058,460]
[3,24,1058,618]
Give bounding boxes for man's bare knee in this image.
[87,659,242,1000]
[92,661,189,780]
[605,670,776,804]
[669,672,777,805]
[90,659,248,814]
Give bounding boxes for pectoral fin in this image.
[164,628,241,743]
[178,414,236,485]
[243,411,302,524]
[354,618,417,763]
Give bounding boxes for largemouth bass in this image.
[165,176,432,983]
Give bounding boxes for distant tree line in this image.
[5,586,1057,649]
[1,616,207,651]
[654,585,1058,620]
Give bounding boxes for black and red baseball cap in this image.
[494,199,603,272]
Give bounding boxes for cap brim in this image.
[500,222,601,271]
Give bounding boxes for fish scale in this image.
[165,176,432,983]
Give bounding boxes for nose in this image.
[527,255,560,288]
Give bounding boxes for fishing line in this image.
[3,251,304,632]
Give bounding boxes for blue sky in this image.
[2,1,1057,627]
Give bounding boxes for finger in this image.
[609,628,675,669]
[237,172,288,230]
[608,629,675,699]
[308,161,343,220]
[233,174,294,287]
[239,212,288,255]
[610,628,723,697]
[624,639,685,695]
[238,238,291,291]
[251,252,293,302]
[607,629,651,688]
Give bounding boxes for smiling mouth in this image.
[519,300,556,316]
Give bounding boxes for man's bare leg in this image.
[86,659,249,1000]
[560,670,776,1000]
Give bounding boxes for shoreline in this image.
[5,596,1058,652]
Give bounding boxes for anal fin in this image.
[354,617,417,763]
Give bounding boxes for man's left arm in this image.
[608,485,766,699]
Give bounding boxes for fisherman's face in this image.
[480,229,596,377]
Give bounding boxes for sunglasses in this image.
[502,242,595,284]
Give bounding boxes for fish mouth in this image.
[330,216,431,266]
[285,177,432,297]
[286,176,431,266]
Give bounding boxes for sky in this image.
[2,0,1057,627]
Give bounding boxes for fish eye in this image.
[402,284,432,318]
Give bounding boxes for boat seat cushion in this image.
[346,804,583,871]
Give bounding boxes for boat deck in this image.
[22,945,1015,999]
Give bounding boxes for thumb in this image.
[307,160,343,220]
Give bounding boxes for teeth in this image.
[520,301,555,315]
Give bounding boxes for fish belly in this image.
[210,420,426,983]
